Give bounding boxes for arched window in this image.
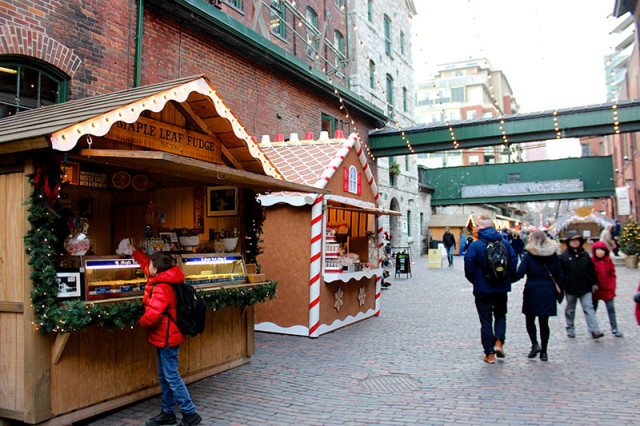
[383,15,391,55]
[348,165,358,193]
[0,56,68,118]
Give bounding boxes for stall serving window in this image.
[324,206,379,274]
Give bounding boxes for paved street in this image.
[86,255,640,425]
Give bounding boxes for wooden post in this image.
[21,158,52,424]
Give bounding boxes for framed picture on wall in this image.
[207,186,238,217]
[56,272,82,298]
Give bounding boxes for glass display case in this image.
[83,257,146,300]
[180,253,247,286]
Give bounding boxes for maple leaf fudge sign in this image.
[109,116,222,164]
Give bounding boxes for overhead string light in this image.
[612,104,620,134]
[433,81,459,149]
[350,11,415,154]
[552,110,562,138]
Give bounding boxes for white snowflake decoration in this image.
[358,286,366,306]
[334,287,344,312]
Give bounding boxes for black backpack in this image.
[151,283,207,336]
[481,239,510,285]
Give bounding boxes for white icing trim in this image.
[258,194,316,207]
[316,309,377,335]
[49,77,281,178]
[325,194,377,209]
[254,322,309,336]
[323,268,382,283]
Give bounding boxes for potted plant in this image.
[388,162,401,176]
[619,218,640,268]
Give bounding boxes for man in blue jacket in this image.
[464,216,518,364]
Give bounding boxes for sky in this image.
[411,0,616,113]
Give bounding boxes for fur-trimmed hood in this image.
[525,238,560,257]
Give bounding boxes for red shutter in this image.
[343,167,349,191]
[357,172,362,195]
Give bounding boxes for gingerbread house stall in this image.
[254,131,400,337]
[0,76,326,424]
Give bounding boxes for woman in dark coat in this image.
[515,230,563,362]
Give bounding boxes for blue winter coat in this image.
[516,251,564,317]
[464,227,518,294]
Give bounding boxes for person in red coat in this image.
[591,241,623,337]
[129,247,202,426]
[635,283,640,325]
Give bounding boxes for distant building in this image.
[414,58,522,168]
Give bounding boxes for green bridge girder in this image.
[369,99,640,156]
[420,156,615,205]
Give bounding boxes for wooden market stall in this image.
[548,207,615,250]
[0,76,327,424]
[253,132,400,337]
[427,214,475,255]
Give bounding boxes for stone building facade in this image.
[347,0,423,258]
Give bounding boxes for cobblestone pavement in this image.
[85,255,640,425]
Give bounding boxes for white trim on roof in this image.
[48,77,281,178]
[259,194,317,207]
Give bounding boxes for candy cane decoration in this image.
[376,217,384,316]
[308,194,324,337]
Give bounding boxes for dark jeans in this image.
[474,292,508,355]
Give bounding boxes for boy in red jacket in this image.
[591,241,623,337]
[130,247,202,426]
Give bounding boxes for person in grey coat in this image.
[515,231,563,361]
[559,230,604,339]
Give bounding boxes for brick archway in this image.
[0,25,81,77]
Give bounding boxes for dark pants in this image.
[474,292,508,355]
[526,315,550,352]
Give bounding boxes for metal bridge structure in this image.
[419,156,614,205]
[369,99,640,156]
[367,100,639,204]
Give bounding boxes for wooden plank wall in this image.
[50,306,248,415]
[0,171,25,413]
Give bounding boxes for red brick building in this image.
[0,0,385,145]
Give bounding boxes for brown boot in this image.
[483,353,496,364]
[494,339,505,358]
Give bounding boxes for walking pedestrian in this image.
[463,235,474,254]
[599,225,616,253]
[559,231,604,339]
[591,241,623,337]
[464,216,518,364]
[611,219,621,256]
[511,232,525,260]
[515,231,563,362]
[128,246,202,426]
[443,227,456,267]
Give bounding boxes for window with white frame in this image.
[348,165,358,193]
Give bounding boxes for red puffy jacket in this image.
[133,250,185,348]
[591,241,616,302]
[636,283,640,326]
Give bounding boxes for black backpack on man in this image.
[481,239,510,285]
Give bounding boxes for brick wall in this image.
[0,0,372,143]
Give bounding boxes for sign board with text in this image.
[107,116,222,164]
[461,179,583,198]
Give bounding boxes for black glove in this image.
[634,292,640,304]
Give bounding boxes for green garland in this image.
[26,168,277,334]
